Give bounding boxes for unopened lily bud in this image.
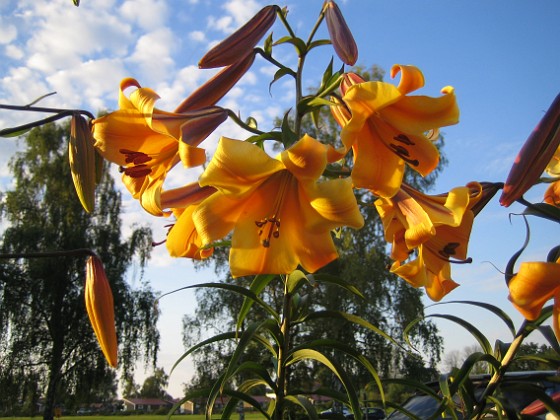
[198,5,279,69]
[329,96,351,127]
[340,72,365,96]
[175,51,256,113]
[324,0,358,66]
[500,93,560,207]
[69,113,97,213]
[180,107,228,146]
[85,255,118,368]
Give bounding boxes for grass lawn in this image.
[1,415,268,420]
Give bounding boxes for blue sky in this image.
[1,0,560,398]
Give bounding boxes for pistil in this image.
[255,171,291,248]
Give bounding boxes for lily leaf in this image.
[429,300,516,337]
[231,361,277,392]
[426,314,493,355]
[218,388,272,420]
[303,310,403,350]
[291,338,385,403]
[286,270,308,294]
[287,349,361,418]
[272,35,307,56]
[310,273,365,299]
[237,274,277,331]
[523,202,560,223]
[170,331,237,374]
[284,395,319,420]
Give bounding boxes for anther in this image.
[389,144,420,167]
[393,134,415,145]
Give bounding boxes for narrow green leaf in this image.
[219,388,272,420]
[286,270,308,294]
[170,331,237,374]
[281,111,299,146]
[290,338,384,403]
[231,361,277,392]
[523,202,560,223]
[287,349,361,418]
[427,314,493,355]
[284,395,319,419]
[430,300,516,337]
[166,388,210,419]
[272,35,307,55]
[170,282,280,323]
[310,273,365,299]
[309,39,332,50]
[0,127,32,137]
[537,325,560,353]
[269,67,295,92]
[303,310,404,350]
[236,274,277,331]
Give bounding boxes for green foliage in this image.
[0,123,159,418]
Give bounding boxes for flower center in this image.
[390,134,419,167]
[119,149,153,178]
[254,171,291,248]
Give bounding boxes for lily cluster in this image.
[77,2,492,365]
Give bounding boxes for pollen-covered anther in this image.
[389,143,420,167]
[119,164,152,178]
[255,215,281,248]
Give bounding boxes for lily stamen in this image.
[255,171,291,248]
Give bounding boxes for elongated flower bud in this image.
[198,5,279,69]
[85,255,118,368]
[340,72,366,95]
[179,107,228,146]
[324,0,358,66]
[69,113,97,213]
[500,93,560,206]
[175,52,256,113]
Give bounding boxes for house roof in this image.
[122,398,172,405]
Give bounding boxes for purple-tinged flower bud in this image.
[500,93,560,207]
[324,0,358,66]
[198,5,279,69]
[175,52,256,113]
[179,106,228,147]
[69,113,97,213]
[85,255,118,368]
[340,72,366,96]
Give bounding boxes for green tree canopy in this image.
[0,123,160,419]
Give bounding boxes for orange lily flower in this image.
[92,78,226,216]
[192,135,364,277]
[544,181,560,206]
[340,65,459,197]
[508,259,560,341]
[85,255,118,367]
[376,182,483,301]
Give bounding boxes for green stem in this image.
[226,109,266,135]
[275,277,292,420]
[0,103,95,119]
[472,323,528,419]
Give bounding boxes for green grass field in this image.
[1,415,267,420]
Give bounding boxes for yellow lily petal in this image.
[508,261,560,320]
[199,137,284,196]
[391,64,425,95]
[167,205,214,259]
[194,135,363,276]
[544,180,560,206]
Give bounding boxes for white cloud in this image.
[0,22,17,44]
[127,28,176,85]
[188,30,206,43]
[119,0,169,30]
[207,15,234,33]
[4,45,23,60]
[222,0,262,26]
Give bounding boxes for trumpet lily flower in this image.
[544,181,560,207]
[340,65,459,197]
[85,255,118,367]
[193,135,364,277]
[508,259,560,341]
[376,182,483,301]
[92,78,226,216]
